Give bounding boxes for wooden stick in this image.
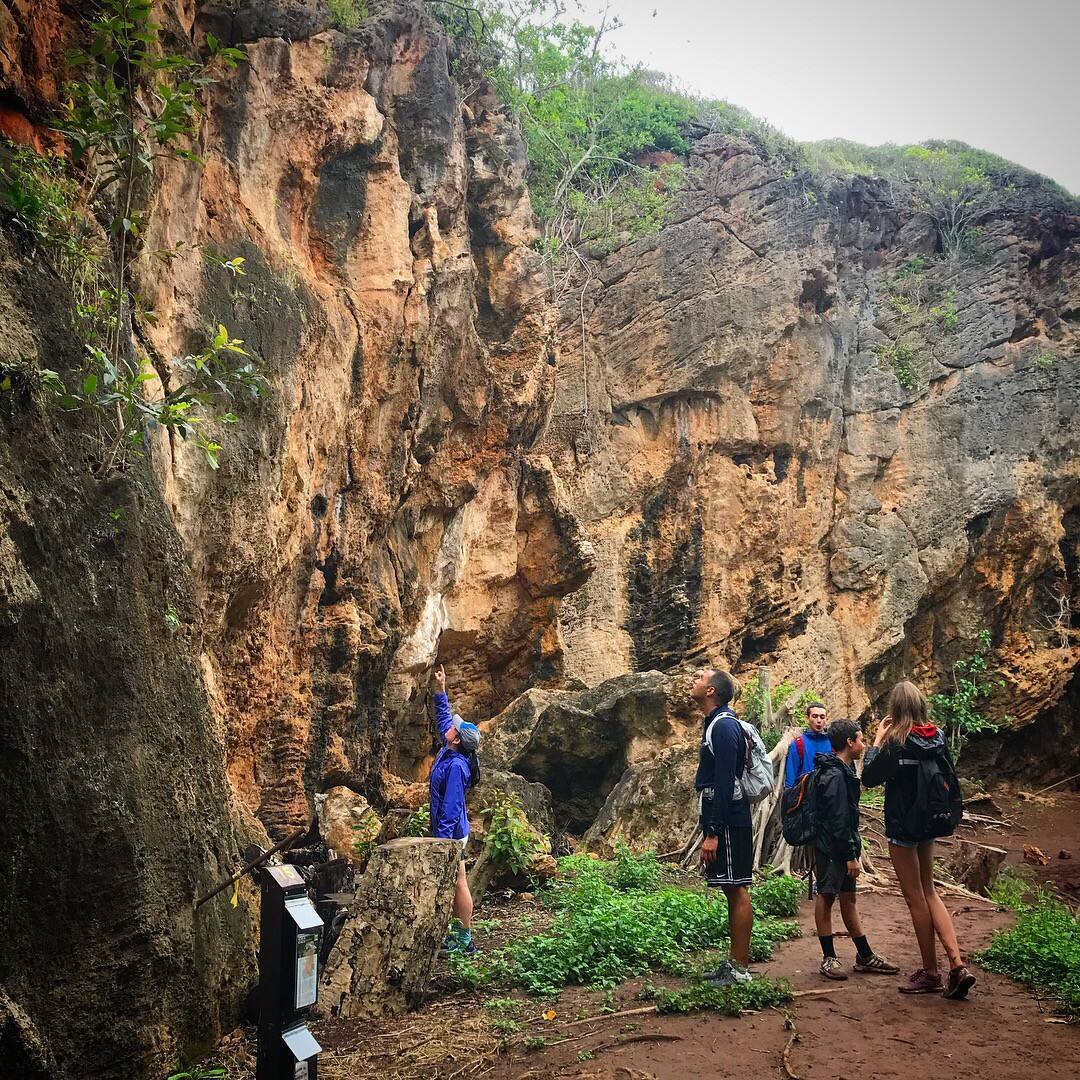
[559,1004,658,1028]
[792,986,848,998]
[932,878,996,905]
[781,1029,801,1080]
[1030,771,1080,797]
[194,824,308,908]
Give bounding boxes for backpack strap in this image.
[795,734,806,773]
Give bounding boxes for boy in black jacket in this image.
[814,718,897,980]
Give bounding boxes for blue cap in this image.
[452,714,481,753]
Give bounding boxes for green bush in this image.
[482,793,547,877]
[929,629,1002,758]
[327,0,368,30]
[988,867,1034,911]
[644,976,793,1015]
[401,804,431,837]
[740,673,822,744]
[450,855,800,996]
[976,893,1080,1020]
[873,338,922,392]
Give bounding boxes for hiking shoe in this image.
[854,953,899,975]
[943,965,976,1000]
[898,969,943,994]
[445,929,476,955]
[820,956,848,980]
[704,960,753,986]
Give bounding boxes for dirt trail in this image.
[217,793,1080,1080]
[487,792,1080,1080]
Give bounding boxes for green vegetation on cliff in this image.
[0,0,262,472]
[439,1,1073,276]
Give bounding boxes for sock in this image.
[819,935,836,959]
[853,935,872,959]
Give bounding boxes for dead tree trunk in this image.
[943,840,1007,895]
[319,838,459,1018]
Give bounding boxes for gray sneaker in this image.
[704,960,753,986]
[820,956,848,980]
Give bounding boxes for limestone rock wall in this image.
[0,1,587,1075]
[542,136,1080,743]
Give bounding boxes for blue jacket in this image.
[429,691,472,840]
[784,729,832,788]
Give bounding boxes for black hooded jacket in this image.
[812,752,862,862]
[861,723,953,844]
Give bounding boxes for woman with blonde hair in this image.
[861,680,975,999]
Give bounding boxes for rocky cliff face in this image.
[1,2,1079,1077]
[1,1,589,1075]
[540,137,1080,753]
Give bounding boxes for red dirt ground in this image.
[485,791,1080,1080]
[215,791,1080,1079]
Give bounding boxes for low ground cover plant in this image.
[452,849,801,996]
[976,877,1080,1020]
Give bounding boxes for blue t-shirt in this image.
[784,729,832,788]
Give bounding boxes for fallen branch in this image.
[782,1029,801,1080]
[792,986,849,998]
[559,1004,659,1028]
[933,878,996,904]
[1029,771,1080,798]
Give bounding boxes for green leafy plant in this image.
[740,673,822,747]
[873,337,922,392]
[929,629,1002,758]
[643,975,793,1015]
[167,1066,228,1080]
[976,892,1080,1020]
[401,804,432,837]
[988,867,1034,911]
[450,850,800,996]
[351,808,381,863]
[523,1036,546,1052]
[931,290,960,332]
[1035,352,1057,368]
[577,1050,595,1062]
[327,0,369,30]
[6,0,260,472]
[482,793,547,877]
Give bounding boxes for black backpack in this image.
[903,748,963,840]
[781,770,816,846]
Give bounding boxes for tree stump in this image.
[319,837,459,1018]
[944,840,1007,895]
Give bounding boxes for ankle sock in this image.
[819,935,836,959]
[853,935,872,958]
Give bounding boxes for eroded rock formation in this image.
[1,1,1079,1076]
[541,136,1080,745]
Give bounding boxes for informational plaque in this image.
[294,930,319,1009]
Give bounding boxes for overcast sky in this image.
[580,0,1079,193]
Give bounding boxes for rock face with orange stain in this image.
[0,2,590,1076]
[540,137,1080,759]
[1,2,1079,1076]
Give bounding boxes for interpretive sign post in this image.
[256,864,324,1080]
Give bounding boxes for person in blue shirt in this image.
[784,700,831,788]
[430,665,482,954]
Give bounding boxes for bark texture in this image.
[321,837,459,1018]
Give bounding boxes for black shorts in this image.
[702,826,753,888]
[815,850,856,895]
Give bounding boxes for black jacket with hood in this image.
[861,723,954,844]
[812,752,862,862]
